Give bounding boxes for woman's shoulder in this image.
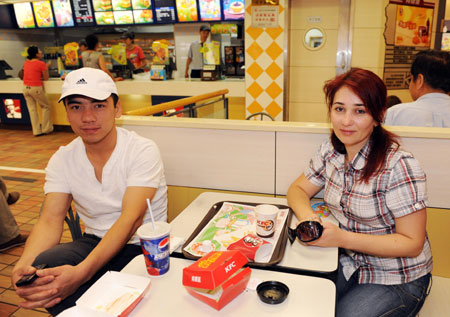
[384,145,421,170]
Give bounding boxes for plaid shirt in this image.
[305,139,432,285]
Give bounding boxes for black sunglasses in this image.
[287,221,323,244]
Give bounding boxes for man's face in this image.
[200,30,210,43]
[65,95,121,145]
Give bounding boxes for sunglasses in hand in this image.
[287,220,323,244]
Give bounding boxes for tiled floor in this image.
[0,127,77,317]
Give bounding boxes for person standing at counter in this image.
[121,31,148,73]
[185,24,210,79]
[22,46,53,136]
[81,34,118,81]
[385,50,450,127]
[287,68,432,317]
[12,68,167,315]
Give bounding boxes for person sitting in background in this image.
[386,95,401,108]
[121,31,148,73]
[385,50,450,127]
[12,67,167,316]
[22,46,54,136]
[287,68,432,317]
[81,34,119,81]
[0,176,28,252]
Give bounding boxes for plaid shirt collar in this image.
[329,139,371,171]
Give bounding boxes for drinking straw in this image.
[146,198,156,231]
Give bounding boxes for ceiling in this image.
[0,0,40,5]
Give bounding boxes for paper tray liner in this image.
[182,201,292,267]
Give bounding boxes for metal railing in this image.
[124,89,229,118]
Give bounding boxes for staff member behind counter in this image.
[121,31,148,73]
[185,24,211,79]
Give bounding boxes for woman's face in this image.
[330,86,378,158]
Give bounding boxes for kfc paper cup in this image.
[255,204,279,238]
[137,222,170,276]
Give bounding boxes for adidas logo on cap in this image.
[76,78,87,84]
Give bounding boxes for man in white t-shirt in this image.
[385,50,450,127]
[12,67,168,315]
[185,24,210,79]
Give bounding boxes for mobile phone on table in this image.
[15,264,47,287]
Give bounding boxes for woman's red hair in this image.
[323,68,399,183]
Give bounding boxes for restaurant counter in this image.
[0,77,246,125]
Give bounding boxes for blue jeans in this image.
[336,262,432,317]
[33,234,141,316]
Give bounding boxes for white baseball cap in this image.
[58,67,118,102]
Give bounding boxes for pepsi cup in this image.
[137,222,170,276]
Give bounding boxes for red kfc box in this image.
[182,250,252,310]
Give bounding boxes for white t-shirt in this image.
[44,127,167,244]
[187,40,203,70]
[385,93,450,127]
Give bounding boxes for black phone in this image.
[15,264,47,287]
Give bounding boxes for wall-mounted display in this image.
[72,0,95,26]
[33,1,55,28]
[13,3,36,29]
[222,0,244,21]
[154,0,176,23]
[53,0,75,27]
[133,9,153,23]
[198,0,221,21]
[175,0,198,22]
[95,11,115,24]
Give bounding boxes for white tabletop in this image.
[121,255,336,316]
[170,192,339,274]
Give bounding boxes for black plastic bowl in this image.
[256,281,289,304]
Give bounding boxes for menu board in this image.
[13,3,36,29]
[222,0,244,20]
[175,0,198,22]
[52,0,75,27]
[154,0,176,23]
[33,1,55,28]
[72,0,95,26]
[198,0,221,21]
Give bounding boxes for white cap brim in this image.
[58,87,114,103]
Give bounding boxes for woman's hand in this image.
[307,222,345,248]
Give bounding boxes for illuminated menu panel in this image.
[52,0,75,27]
[112,0,132,11]
[94,11,115,24]
[175,0,198,22]
[93,0,113,11]
[113,10,133,24]
[133,10,153,24]
[154,0,176,23]
[72,0,95,26]
[13,3,36,29]
[222,0,244,21]
[198,0,221,21]
[33,1,55,28]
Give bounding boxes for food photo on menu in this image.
[53,0,75,27]
[33,1,55,28]
[133,9,153,23]
[114,10,134,24]
[13,3,36,28]
[93,0,113,11]
[223,0,244,20]
[198,0,221,21]
[176,0,198,22]
[112,0,132,11]
[95,11,115,24]
[132,0,151,9]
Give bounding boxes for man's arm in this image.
[16,186,156,309]
[185,57,192,78]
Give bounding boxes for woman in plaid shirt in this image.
[287,68,432,317]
